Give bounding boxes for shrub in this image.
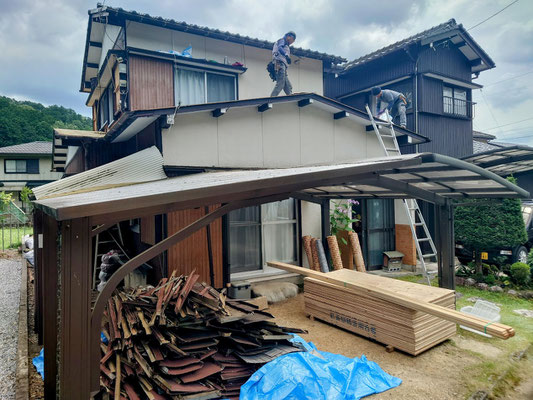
[484,274,496,285]
[510,262,531,285]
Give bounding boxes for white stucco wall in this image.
[162,102,384,169]
[99,24,122,68]
[126,22,324,100]
[300,201,322,268]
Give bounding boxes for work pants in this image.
[270,63,293,97]
[391,101,407,127]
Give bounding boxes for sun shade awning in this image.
[462,145,533,175]
[33,152,529,222]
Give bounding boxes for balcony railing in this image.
[443,96,475,118]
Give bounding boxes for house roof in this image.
[464,145,533,175]
[101,93,429,145]
[342,19,495,73]
[0,141,52,155]
[33,151,528,222]
[81,5,346,92]
[473,130,497,141]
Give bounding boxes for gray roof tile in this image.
[0,141,53,155]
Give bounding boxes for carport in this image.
[32,152,528,398]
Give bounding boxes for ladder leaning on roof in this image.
[365,105,437,285]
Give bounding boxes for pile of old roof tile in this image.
[99,272,306,399]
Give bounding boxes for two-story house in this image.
[0,141,62,209]
[324,19,495,266]
[52,5,431,286]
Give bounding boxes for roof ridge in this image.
[343,18,458,70]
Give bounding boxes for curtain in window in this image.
[454,89,467,116]
[263,199,297,264]
[175,68,205,106]
[5,160,16,173]
[207,73,235,103]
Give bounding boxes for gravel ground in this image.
[0,258,22,399]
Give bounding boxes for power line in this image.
[478,89,502,134]
[483,69,533,87]
[481,117,533,131]
[467,0,519,31]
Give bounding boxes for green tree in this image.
[454,177,527,273]
[0,95,92,147]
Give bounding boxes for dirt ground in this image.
[269,294,529,400]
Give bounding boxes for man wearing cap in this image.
[371,87,407,128]
[270,31,296,97]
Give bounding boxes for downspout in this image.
[404,46,420,152]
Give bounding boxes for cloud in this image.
[0,0,531,139]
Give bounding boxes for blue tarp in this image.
[32,348,44,380]
[240,335,401,400]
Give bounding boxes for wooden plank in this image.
[268,262,515,339]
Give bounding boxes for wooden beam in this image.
[212,108,227,118]
[33,210,44,345]
[267,262,515,339]
[334,111,349,120]
[89,193,290,393]
[298,98,313,107]
[258,103,272,112]
[89,41,103,48]
[60,218,92,398]
[42,215,58,399]
[91,223,109,237]
[86,63,99,70]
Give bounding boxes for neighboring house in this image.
[0,141,62,209]
[324,19,495,262]
[51,5,433,286]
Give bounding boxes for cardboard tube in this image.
[310,238,321,271]
[349,231,366,272]
[327,236,343,270]
[302,235,314,269]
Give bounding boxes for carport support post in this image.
[59,218,92,399]
[321,199,331,263]
[33,209,43,344]
[435,200,455,290]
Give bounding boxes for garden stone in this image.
[513,309,533,318]
[507,289,518,296]
[465,278,476,287]
[455,292,463,299]
[518,291,533,300]
[476,283,489,291]
[467,296,482,303]
[455,277,465,286]
[489,285,503,293]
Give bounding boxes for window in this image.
[174,67,236,106]
[5,159,39,174]
[229,199,298,275]
[98,85,114,129]
[443,86,468,117]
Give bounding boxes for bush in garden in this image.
[455,177,527,274]
[510,262,531,286]
[484,274,496,285]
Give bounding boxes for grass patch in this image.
[0,225,32,251]
[393,274,533,396]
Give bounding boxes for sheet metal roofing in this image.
[34,152,528,221]
[0,141,52,155]
[463,145,533,175]
[342,19,495,72]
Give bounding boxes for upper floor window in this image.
[174,67,236,106]
[5,159,39,174]
[443,86,468,117]
[98,85,115,130]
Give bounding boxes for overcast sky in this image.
[0,0,531,145]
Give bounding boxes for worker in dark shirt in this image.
[371,87,407,128]
[270,31,296,97]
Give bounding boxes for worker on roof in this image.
[270,31,296,97]
[371,87,407,128]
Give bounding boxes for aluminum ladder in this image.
[365,105,437,285]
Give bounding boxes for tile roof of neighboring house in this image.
[473,140,502,154]
[342,18,495,72]
[0,141,52,155]
[473,130,497,141]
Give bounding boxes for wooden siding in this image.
[129,55,174,111]
[325,52,414,99]
[419,76,444,114]
[167,205,224,288]
[64,148,85,175]
[418,45,471,82]
[418,114,473,157]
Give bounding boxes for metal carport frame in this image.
[32,152,528,398]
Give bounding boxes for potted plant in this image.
[330,199,360,268]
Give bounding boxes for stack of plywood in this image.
[304,269,456,356]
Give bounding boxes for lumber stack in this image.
[100,273,305,399]
[304,270,456,355]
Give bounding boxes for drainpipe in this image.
[414,57,419,153]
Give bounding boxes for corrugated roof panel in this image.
[33,146,167,200]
